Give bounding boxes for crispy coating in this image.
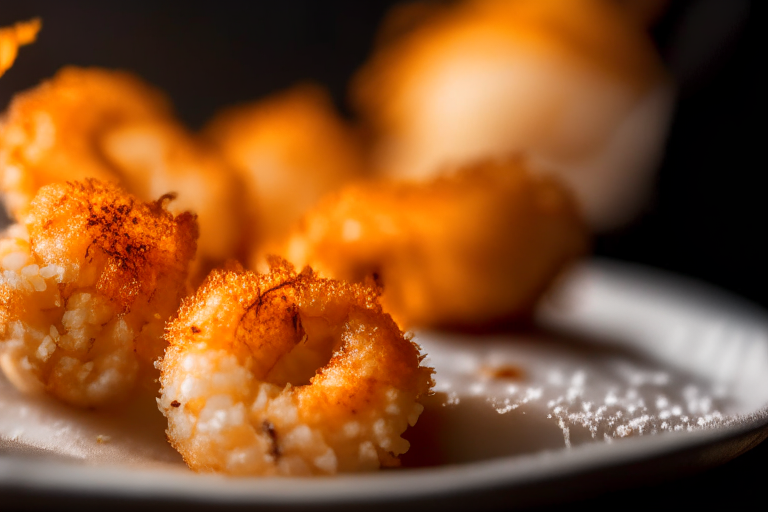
[204,84,366,259]
[0,67,170,217]
[281,159,588,329]
[0,67,244,277]
[158,259,433,475]
[351,0,669,228]
[100,119,246,279]
[0,18,40,78]
[0,179,198,407]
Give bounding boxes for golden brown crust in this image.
[159,259,433,475]
[353,0,665,137]
[281,159,588,329]
[0,179,199,407]
[27,179,198,312]
[204,84,366,258]
[0,67,171,219]
[166,259,382,358]
[0,67,244,277]
[0,282,17,339]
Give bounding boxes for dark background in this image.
[0,0,765,510]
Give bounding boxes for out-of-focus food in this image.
[158,258,433,475]
[0,179,197,408]
[352,0,672,229]
[204,85,366,262]
[281,159,587,329]
[0,18,40,78]
[0,67,244,277]
[0,67,170,215]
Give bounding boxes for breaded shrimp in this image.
[0,179,197,408]
[352,0,671,228]
[0,18,40,78]
[204,84,366,261]
[0,67,244,277]
[100,119,246,280]
[281,159,587,330]
[158,259,433,475]
[0,67,170,217]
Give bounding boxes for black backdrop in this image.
[0,1,765,510]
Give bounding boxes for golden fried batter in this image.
[352,0,670,228]
[0,179,197,407]
[281,159,587,329]
[0,67,244,277]
[204,84,366,259]
[100,119,246,278]
[158,259,433,475]
[0,18,40,78]
[0,67,170,217]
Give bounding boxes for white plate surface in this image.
[1,259,767,509]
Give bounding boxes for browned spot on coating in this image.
[290,308,302,334]
[184,397,206,415]
[0,282,19,338]
[170,400,181,408]
[262,420,280,459]
[155,192,178,207]
[26,179,198,313]
[480,364,526,381]
[190,326,201,334]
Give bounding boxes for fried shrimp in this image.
[352,0,671,228]
[0,67,170,217]
[0,179,197,407]
[100,119,245,279]
[281,159,587,329]
[0,18,41,78]
[158,259,433,475]
[204,84,366,260]
[0,67,244,276]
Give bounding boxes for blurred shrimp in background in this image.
[282,158,588,329]
[204,84,368,266]
[0,67,246,281]
[353,0,673,230]
[275,0,672,327]
[0,18,40,78]
[0,0,759,326]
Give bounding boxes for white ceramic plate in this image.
[1,259,767,510]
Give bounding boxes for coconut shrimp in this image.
[204,84,366,262]
[352,0,671,229]
[0,18,40,78]
[158,259,433,475]
[0,179,197,407]
[100,118,246,280]
[280,159,588,330]
[0,67,244,278]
